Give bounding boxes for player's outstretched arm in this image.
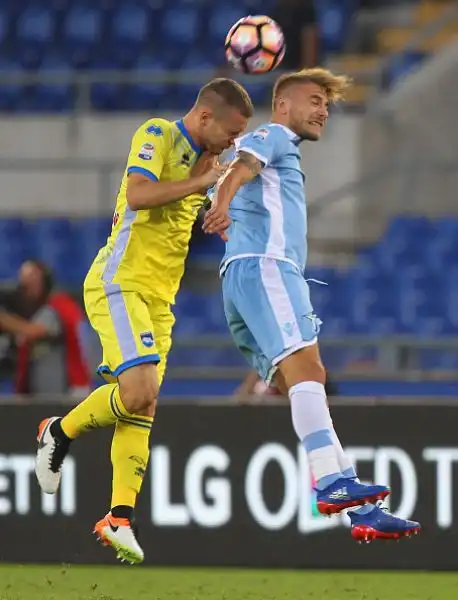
[203,150,263,237]
[126,154,224,211]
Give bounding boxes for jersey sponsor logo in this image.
[253,127,269,140]
[138,143,155,160]
[178,152,191,167]
[112,211,119,227]
[140,331,155,348]
[145,124,163,136]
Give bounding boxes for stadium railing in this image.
[169,334,458,380]
[1,335,455,406]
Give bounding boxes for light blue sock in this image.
[289,382,342,490]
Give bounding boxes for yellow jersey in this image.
[85,118,206,304]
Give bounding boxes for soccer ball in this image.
[225,15,285,74]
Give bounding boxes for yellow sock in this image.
[111,416,153,508]
[61,382,153,508]
[61,383,120,439]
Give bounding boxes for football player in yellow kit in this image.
[35,79,253,564]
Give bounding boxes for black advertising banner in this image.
[0,404,457,569]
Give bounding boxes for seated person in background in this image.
[0,260,91,397]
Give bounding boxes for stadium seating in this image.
[1,214,458,373]
[0,0,357,112]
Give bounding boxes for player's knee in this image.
[279,344,326,388]
[120,383,158,415]
[118,364,159,415]
[308,358,326,385]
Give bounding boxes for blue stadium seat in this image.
[236,75,270,106]
[34,53,73,112]
[424,219,458,273]
[109,4,150,67]
[173,51,217,107]
[0,9,10,47]
[244,0,276,10]
[90,58,123,111]
[207,7,245,48]
[320,316,349,337]
[111,4,149,46]
[160,7,200,51]
[123,54,170,111]
[31,217,74,245]
[0,218,29,281]
[63,6,102,67]
[205,293,227,333]
[314,0,358,53]
[415,317,449,337]
[0,58,24,111]
[382,214,434,245]
[188,228,225,261]
[16,6,55,48]
[29,218,84,286]
[73,217,111,269]
[434,215,458,237]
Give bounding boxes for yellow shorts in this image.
[84,285,175,387]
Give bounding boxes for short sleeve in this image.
[126,120,171,182]
[236,126,286,167]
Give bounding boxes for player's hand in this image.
[197,163,227,191]
[203,203,232,241]
[191,151,219,177]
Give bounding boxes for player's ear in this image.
[200,109,213,127]
[277,96,289,116]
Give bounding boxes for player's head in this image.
[272,68,351,141]
[193,78,253,153]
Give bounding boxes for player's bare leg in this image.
[276,343,389,515]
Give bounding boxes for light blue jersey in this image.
[218,123,322,383]
[221,123,307,275]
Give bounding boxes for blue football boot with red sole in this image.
[350,503,421,543]
[316,478,390,516]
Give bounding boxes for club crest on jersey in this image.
[140,332,154,348]
[253,127,269,140]
[145,124,163,136]
[138,143,155,160]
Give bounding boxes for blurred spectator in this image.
[272,0,319,69]
[0,260,92,397]
[234,369,338,404]
[0,261,52,382]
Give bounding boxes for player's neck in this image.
[181,114,203,149]
[271,116,295,134]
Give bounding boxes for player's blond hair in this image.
[273,68,352,105]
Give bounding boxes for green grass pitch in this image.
[1,565,458,600]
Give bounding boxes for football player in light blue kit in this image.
[204,68,420,542]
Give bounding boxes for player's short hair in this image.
[273,68,352,105]
[196,78,254,118]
